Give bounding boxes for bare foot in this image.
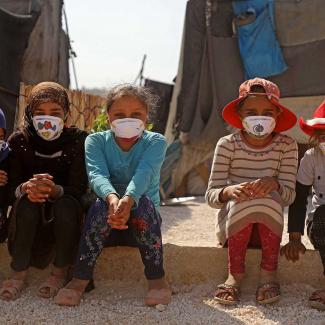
[146,277,172,306]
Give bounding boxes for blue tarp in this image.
[232,0,287,79]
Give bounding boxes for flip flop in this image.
[38,273,66,299]
[256,282,280,304]
[214,283,240,305]
[145,288,172,306]
[309,289,325,311]
[0,279,25,301]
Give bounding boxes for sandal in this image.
[0,279,25,301]
[309,289,325,311]
[214,284,240,305]
[256,282,280,304]
[145,288,172,306]
[53,287,84,306]
[38,273,67,299]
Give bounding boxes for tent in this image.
[0,0,70,132]
[164,0,325,196]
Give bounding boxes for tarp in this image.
[21,0,70,87]
[167,0,325,194]
[144,79,173,135]
[0,0,40,132]
[0,0,70,133]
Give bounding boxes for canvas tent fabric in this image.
[0,0,70,133]
[167,0,325,194]
[21,0,70,87]
[0,0,40,133]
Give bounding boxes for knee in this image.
[84,198,108,225]
[15,196,41,223]
[132,196,161,224]
[53,196,81,227]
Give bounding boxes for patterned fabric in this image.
[205,131,298,245]
[228,223,281,274]
[74,196,165,280]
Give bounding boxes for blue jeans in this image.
[73,196,165,280]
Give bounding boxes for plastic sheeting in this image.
[0,0,40,132]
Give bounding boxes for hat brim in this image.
[222,97,297,132]
[299,117,325,136]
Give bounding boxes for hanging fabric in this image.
[232,0,287,79]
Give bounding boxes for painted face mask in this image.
[32,115,64,141]
[242,116,276,138]
[110,118,145,141]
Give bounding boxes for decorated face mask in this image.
[242,116,276,138]
[110,118,145,140]
[32,115,64,141]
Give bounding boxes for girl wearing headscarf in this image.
[0,82,88,301]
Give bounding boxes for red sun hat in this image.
[222,78,297,132]
[299,99,325,136]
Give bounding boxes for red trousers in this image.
[228,223,281,274]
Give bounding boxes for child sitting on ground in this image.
[54,84,171,307]
[281,100,325,311]
[206,78,298,305]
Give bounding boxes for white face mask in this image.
[32,115,64,141]
[110,118,145,140]
[242,116,276,138]
[319,142,325,155]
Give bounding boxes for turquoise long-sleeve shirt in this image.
[85,130,167,207]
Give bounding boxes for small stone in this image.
[155,304,167,312]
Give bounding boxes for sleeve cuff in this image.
[15,184,24,198]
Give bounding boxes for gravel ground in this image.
[0,281,324,325]
[0,197,323,324]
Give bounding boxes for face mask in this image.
[319,142,325,155]
[110,118,145,140]
[242,116,276,138]
[32,115,64,141]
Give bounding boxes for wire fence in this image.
[16,83,107,132]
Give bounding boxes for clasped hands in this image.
[106,194,134,230]
[22,173,61,203]
[220,176,280,203]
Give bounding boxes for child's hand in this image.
[108,195,134,230]
[106,194,120,220]
[0,170,7,186]
[221,183,252,203]
[280,232,306,262]
[249,177,279,198]
[23,173,55,203]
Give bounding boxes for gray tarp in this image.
[144,79,173,135]
[0,0,40,132]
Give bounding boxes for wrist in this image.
[107,193,119,204]
[289,232,302,242]
[123,195,135,207]
[219,187,229,203]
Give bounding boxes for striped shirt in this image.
[205,131,298,245]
